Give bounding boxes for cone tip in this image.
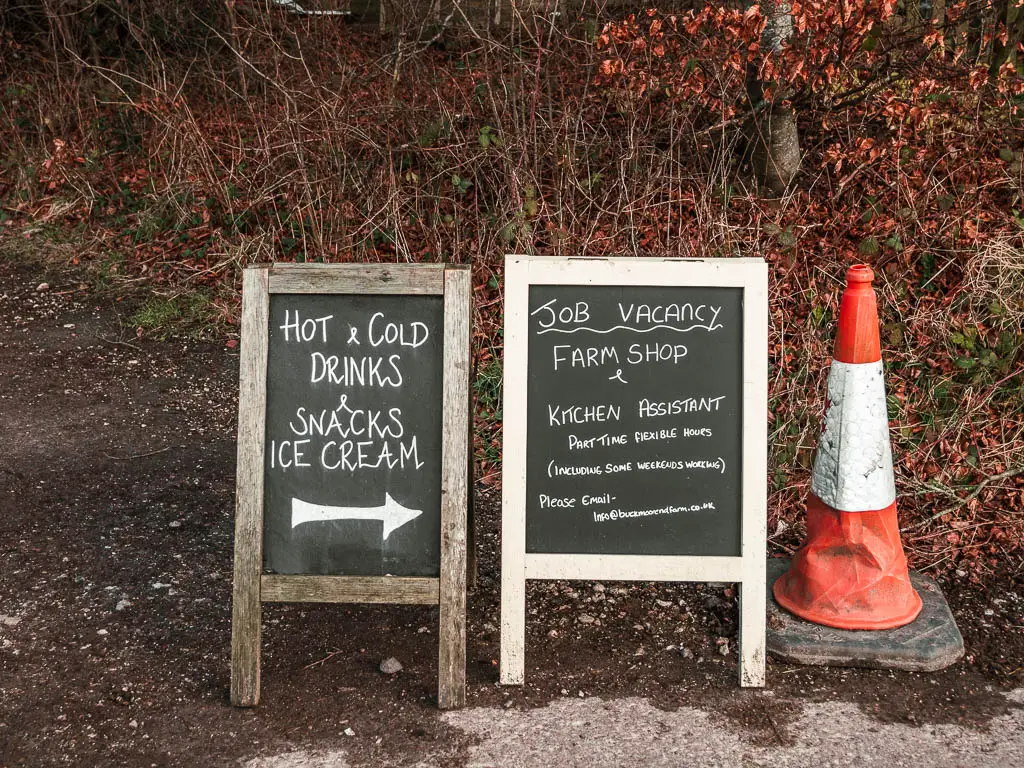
[846,264,874,285]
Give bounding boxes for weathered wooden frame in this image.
[499,255,768,688]
[231,263,471,710]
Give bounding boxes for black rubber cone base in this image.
[767,558,965,672]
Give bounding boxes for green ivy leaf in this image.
[858,236,880,256]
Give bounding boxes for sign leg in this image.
[438,530,467,709]
[438,266,470,710]
[738,576,766,687]
[231,573,262,706]
[231,267,268,707]
[499,546,525,685]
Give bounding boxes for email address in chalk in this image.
[592,502,715,523]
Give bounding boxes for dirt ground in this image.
[0,250,1021,768]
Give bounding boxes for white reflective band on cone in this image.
[810,359,897,512]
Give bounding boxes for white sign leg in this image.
[500,541,526,685]
[739,573,767,687]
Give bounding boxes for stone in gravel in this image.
[578,614,596,625]
[680,647,695,659]
[168,521,182,528]
[655,599,673,609]
[0,615,21,627]
[716,638,730,656]
[36,283,49,292]
[115,599,131,612]
[592,583,605,593]
[344,727,355,737]
[379,657,403,674]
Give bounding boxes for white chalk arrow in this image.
[291,494,423,540]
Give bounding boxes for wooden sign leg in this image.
[231,267,269,707]
[438,501,467,709]
[738,574,767,687]
[231,550,262,706]
[438,266,470,710]
[499,530,526,685]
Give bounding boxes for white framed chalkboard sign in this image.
[231,263,471,709]
[500,256,768,687]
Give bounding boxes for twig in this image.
[95,333,143,352]
[761,702,787,746]
[901,480,962,500]
[475,471,500,487]
[904,466,1024,531]
[104,445,182,461]
[270,0,350,16]
[304,649,345,670]
[919,254,958,290]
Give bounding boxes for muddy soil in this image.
[0,251,1021,767]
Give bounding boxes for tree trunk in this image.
[930,0,947,57]
[750,108,801,195]
[990,0,1024,78]
[907,0,922,29]
[745,0,800,195]
[966,0,984,64]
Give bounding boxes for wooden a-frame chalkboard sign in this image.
[500,256,768,687]
[231,263,471,710]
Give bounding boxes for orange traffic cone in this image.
[773,264,923,630]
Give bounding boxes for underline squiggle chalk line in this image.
[536,323,722,335]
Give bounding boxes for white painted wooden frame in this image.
[499,256,768,688]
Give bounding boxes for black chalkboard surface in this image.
[262,293,444,577]
[525,284,743,556]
